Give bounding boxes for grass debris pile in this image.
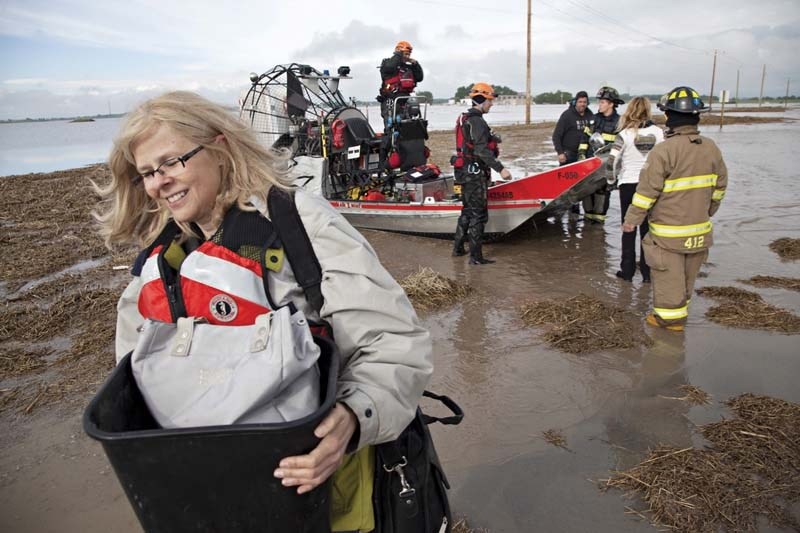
[400,267,473,311]
[741,275,800,292]
[603,393,800,532]
[696,286,800,333]
[768,237,800,260]
[542,429,569,450]
[0,165,134,416]
[520,294,652,354]
[451,517,490,533]
[660,384,712,406]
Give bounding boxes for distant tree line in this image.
[453,84,518,100]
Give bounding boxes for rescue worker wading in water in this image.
[452,82,512,265]
[378,40,423,129]
[623,86,727,332]
[580,86,624,223]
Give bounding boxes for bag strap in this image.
[421,390,464,426]
[267,187,325,315]
[378,390,463,470]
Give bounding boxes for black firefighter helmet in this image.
[596,86,624,105]
[657,86,708,114]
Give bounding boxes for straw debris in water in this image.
[660,384,712,406]
[696,286,800,333]
[741,275,800,292]
[451,517,490,533]
[602,393,800,533]
[0,267,125,415]
[769,237,800,260]
[399,267,472,311]
[542,429,570,450]
[520,294,652,354]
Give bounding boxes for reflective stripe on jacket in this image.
[624,125,728,252]
[578,110,620,157]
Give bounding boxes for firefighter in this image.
[623,86,728,331]
[378,40,424,129]
[580,86,624,223]
[451,82,512,265]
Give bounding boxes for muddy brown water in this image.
[2,120,800,532]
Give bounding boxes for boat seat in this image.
[395,118,428,141]
[345,117,381,148]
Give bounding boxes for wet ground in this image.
[1,116,799,532]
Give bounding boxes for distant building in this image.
[457,93,529,106]
[495,93,528,105]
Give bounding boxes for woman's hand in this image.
[274,403,358,494]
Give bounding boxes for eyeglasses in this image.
[133,145,205,184]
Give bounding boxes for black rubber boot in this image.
[452,224,467,257]
[468,228,495,265]
[469,255,496,265]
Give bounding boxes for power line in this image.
[561,0,709,53]
[408,0,719,58]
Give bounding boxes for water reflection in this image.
[604,333,692,470]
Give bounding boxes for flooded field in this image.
[1,116,798,532]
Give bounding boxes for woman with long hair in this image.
[94,91,432,531]
[606,96,665,282]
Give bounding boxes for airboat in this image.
[239,64,607,238]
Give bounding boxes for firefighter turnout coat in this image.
[624,124,727,252]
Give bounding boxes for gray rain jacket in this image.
[115,189,433,450]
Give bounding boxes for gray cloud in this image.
[294,20,421,62]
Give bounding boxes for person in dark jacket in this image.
[552,90,593,165]
[378,40,424,128]
[580,86,624,223]
[452,82,512,265]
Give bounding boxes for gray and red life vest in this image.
[451,112,499,170]
[134,192,327,337]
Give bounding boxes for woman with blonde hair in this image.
[94,91,432,531]
[605,96,665,282]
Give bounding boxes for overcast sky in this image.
[1,0,798,119]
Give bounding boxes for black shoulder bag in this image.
[268,188,464,533]
[373,390,463,533]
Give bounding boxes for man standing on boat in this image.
[623,86,727,332]
[378,40,424,129]
[552,90,593,166]
[580,86,624,223]
[452,82,512,265]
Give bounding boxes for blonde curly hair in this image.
[93,91,291,248]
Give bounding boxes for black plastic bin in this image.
[83,336,339,533]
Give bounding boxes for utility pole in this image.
[759,64,766,107]
[525,0,532,125]
[735,69,740,108]
[785,78,791,110]
[708,49,717,111]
